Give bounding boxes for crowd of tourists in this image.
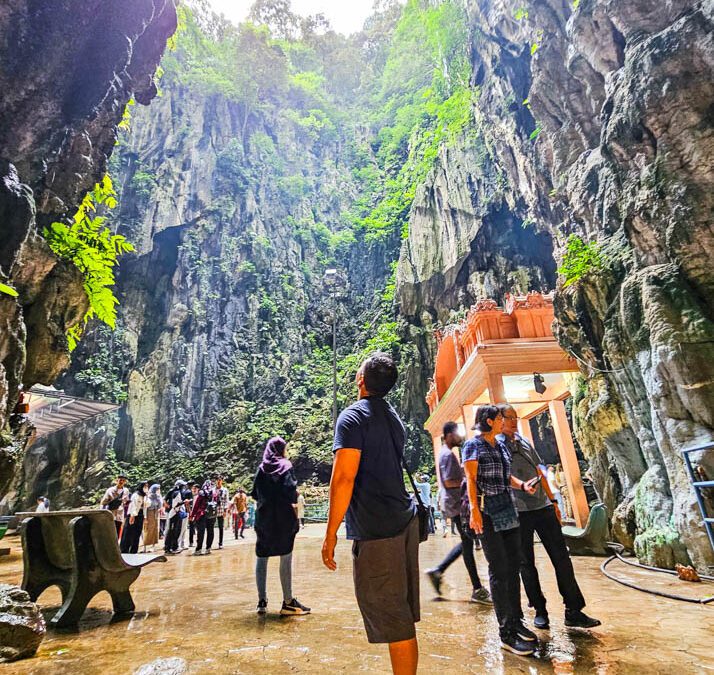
[321,352,602,673]
[99,475,256,556]
[93,350,601,671]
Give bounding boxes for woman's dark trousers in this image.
[120,512,144,554]
[216,516,225,546]
[480,513,523,639]
[164,515,181,552]
[196,516,216,551]
[234,512,246,538]
[519,505,585,614]
[434,515,482,589]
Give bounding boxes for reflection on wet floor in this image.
[0,524,712,674]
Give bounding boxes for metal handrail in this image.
[682,442,714,454]
[681,443,714,557]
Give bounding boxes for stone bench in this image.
[562,502,610,556]
[18,510,166,627]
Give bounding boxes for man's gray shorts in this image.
[351,516,420,644]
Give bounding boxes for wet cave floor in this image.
[0,524,712,674]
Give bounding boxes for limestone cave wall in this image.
[0,0,177,500]
[397,0,714,568]
[2,0,712,571]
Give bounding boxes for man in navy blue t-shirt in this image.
[322,352,419,675]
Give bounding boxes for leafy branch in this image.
[43,175,134,351]
[558,234,603,287]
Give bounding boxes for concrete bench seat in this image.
[18,510,166,627]
[562,502,610,556]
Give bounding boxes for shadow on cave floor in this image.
[0,526,712,673]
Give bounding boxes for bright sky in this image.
[207,0,379,35]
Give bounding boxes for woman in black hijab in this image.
[251,437,310,616]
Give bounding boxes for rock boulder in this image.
[0,584,45,663]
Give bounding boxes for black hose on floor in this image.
[600,543,714,604]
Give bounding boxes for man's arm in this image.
[322,448,361,571]
[510,475,537,494]
[463,460,482,534]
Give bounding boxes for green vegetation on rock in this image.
[558,234,603,287]
[44,175,134,351]
[63,0,476,487]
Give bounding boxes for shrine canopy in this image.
[425,292,590,527]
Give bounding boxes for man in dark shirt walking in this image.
[322,352,419,675]
[426,421,491,604]
[498,404,601,630]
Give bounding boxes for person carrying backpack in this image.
[190,479,217,555]
[164,480,187,555]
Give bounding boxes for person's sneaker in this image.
[501,632,536,656]
[219,544,223,549]
[470,587,493,605]
[534,612,550,629]
[192,550,203,556]
[426,568,443,595]
[474,538,483,551]
[256,599,267,614]
[205,549,212,555]
[515,620,538,642]
[240,534,245,539]
[280,598,311,616]
[565,609,601,628]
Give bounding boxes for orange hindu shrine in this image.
[425,292,590,527]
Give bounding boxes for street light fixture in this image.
[323,269,343,429]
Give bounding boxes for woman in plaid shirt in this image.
[462,405,538,657]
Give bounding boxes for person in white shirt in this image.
[120,482,148,554]
[178,484,192,551]
[100,475,130,537]
[35,496,49,513]
[214,476,230,549]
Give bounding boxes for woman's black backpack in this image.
[205,490,218,519]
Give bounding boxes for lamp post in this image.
[323,269,342,429]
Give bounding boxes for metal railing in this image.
[682,443,714,557]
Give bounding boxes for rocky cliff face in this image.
[3,0,712,570]
[0,0,177,498]
[397,0,714,568]
[8,15,399,506]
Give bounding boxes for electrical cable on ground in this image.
[600,543,714,604]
